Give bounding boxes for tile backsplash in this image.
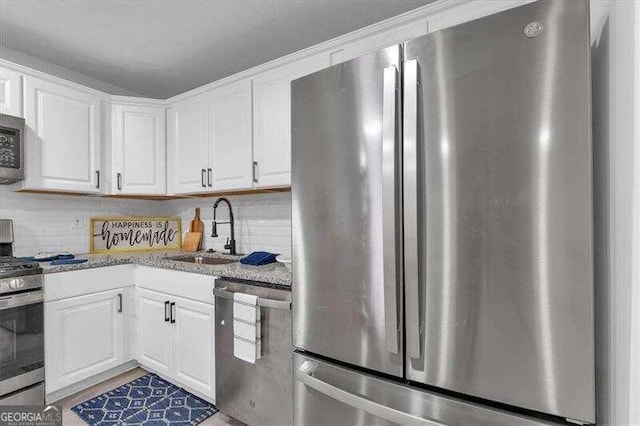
[0,185,163,256]
[168,192,292,260]
[0,184,292,259]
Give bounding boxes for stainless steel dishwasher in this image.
[213,278,293,426]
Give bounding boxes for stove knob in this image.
[9,278,25,289]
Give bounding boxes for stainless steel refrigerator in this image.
[292,0,594,425]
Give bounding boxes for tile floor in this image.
[57,368,244,426]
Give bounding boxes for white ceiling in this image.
[0,0,432,98]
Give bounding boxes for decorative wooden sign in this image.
[90,217,182,253]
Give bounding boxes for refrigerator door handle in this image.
[295,364,439,425]
[403,59,421,359]
[382,65,401,355]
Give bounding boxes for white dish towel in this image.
[233,292,261,364]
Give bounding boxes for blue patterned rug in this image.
[71,373,217,425]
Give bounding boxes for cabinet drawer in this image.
[135,266,215,303]
[44,265,135,301]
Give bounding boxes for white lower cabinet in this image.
[43,267,216,402]
[45,288,129,393]
[136,288,216,401]
[137,288,173,376]
[173,296,216,398]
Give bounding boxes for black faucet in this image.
[212,197,237,255]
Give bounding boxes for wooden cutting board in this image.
[182,232,202,252]
[189,207,205,250]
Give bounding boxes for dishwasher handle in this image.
[213,287,291,310]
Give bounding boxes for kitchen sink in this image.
[167,255,238,265]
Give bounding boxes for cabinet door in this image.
[137,288,173,376]
[208,79,253,191]
[167,95,209,194]
[23,75,102,193]
[173,296,215,400]
[0,65,23,117]
[112,103,166,194]
[252,53,329,188]
[45,289,125,393]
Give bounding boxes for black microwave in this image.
[0,114,25,184]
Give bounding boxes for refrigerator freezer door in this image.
[403,0,594,422]
[294,352,555,426]
[292,45,403,376]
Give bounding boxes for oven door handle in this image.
[0,290,44,310]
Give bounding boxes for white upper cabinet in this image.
[168,78,252,194]
[5,1,501,198]
[111,101,166,195]
[252,53,329,188]
[0,65,23,118]
[208,79,253,191]
[167,94,209,194]
[23,75,102,193]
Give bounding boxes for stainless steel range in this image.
[0,219,45,406]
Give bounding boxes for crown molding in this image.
[0,58,112,99]
[165,0,464,104]
[109,95,168,106]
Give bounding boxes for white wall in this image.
[167,192,292,259]
[590,0,637,424]
[629,2,640,424]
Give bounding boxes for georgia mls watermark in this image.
[0,405,62,426]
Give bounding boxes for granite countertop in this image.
[39,250,292,286]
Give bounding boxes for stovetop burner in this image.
[0,256,43,277]
[0,220,43,294]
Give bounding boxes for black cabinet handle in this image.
[252,161,258,183]
[117,293,123,313]
[201,169,206,187]
[117,173,122,191]
[164,300,170,322]
[170,302,176,323]
[207,168,212,187]
[95,170,100,189]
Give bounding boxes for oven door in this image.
[0,290,44,397]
